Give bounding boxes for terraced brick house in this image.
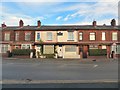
[0,19,120,59]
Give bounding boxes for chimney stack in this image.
[111,19,116,27]
[93,20,97,27]
[1,22,6,28]
[37,20,41,27]
[19,20,24,27]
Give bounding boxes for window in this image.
[4,33,10,41]
[79,32,83,40]
[112,32,117,40]
[21,44,31,49]
[90,33,95,40]
[25,32,31,41]
[116,45,120,54]
[47,32,52,40]
[1,44,10,53]
[68,31,74,40]
[65,45,76,52]
[89,45,98,49]
[15,32,19,41]
[102,32,106,40]
[37,32,40,40]
[102,45,106,49]
[43,45,54,54]
[15,45,19,49]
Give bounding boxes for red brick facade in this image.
[1,19,120,59]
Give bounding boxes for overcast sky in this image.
[0,0,119,26]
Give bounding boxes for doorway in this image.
[58,45,63,58]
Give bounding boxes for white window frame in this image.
[90,32,95,40]
[15,45,19,49]
[102,45,106,49]
[68,31,74,40]
[1,44,10,53]
[79,32,83,40]
[15,32,19,41]
[4,33,10,41]
[112,32,117,40]
[89,45,98,49]
[25,32,31,41]
[21,44,31,49]
[102,32,106,40]
[37,32,40,41]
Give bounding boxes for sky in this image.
[0,0,119,26]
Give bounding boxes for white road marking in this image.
[93,65,98,68]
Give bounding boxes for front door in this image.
[58,45,63,58]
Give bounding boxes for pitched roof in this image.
[1,25,120,31]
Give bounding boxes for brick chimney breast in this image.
[19,20,24,27]
[37,20,41,27]
[111,19,116,27]
[1,22,6,28]
[93,20,97,27]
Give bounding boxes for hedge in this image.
[12,49,32,55]
[89,49,107,56]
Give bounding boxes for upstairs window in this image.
[25,32,31,41]
[47,32,52,41]
[68,31,74,40]
[15,32,19,41]
[4,33,10,41]
[102,32,106,40]
[37,32,40,40]
[79,32,83,40]
[90,32,95,40]
[112,32,117,40]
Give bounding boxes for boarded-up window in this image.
[47,32,52,40]
[68,32,74,40]
[65,45,76,52]
[43,45,54,54]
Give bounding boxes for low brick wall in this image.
[116,54,120,59]
[1,53,8,58]
[87,56,107,59]
[12,55,30,59]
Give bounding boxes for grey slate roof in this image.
[1,25,120,31]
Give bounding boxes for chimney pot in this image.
[19,20,24,27]
[1,23,6,28]
[37,20,41,27]
[111,19,116,27]
[93,21,97,26]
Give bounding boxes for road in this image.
[2,58,119,88]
